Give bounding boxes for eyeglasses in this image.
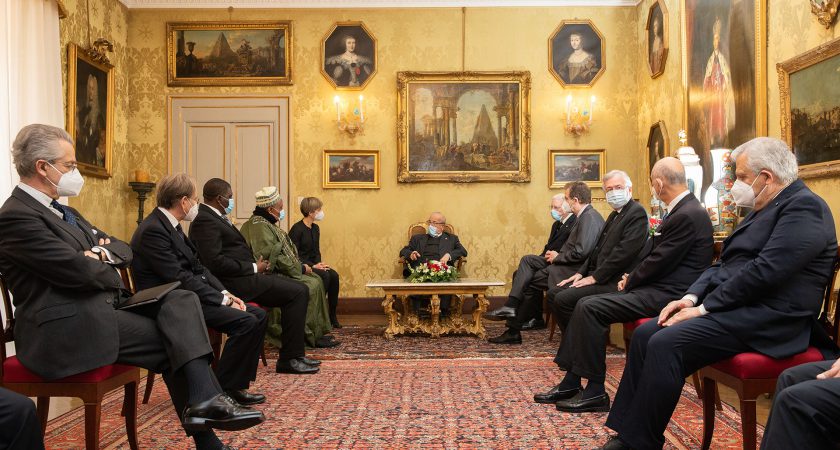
[426,220,446,226]
[48,160,79,171]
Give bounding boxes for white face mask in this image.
[314,210,325,221]
[183,198,199,222]
[46,162,85,197]
[606,188,630,210]
[731,173,767,209]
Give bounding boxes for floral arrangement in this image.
[407,260,459,283]
[649,217,662,237]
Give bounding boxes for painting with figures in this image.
[323,150,379,189]
[549,150,605,188]
[397,71,531,183]
[66,43,113,178]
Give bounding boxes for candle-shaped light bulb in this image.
[333,95,340,122]
[359,95,364,122]
[565,95,572,122]
[589,95,596,122]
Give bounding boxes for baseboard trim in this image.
[337,296,507,314]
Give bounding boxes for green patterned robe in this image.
[240,215,331,348]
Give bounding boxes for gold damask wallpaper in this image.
[58,1,840,297]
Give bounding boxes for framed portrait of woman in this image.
[321,21,377,90]
[647,0,669,78]
[682,0,766,195]
[646,121,669,175]
[66,43,114,178]
[548,20,605,88]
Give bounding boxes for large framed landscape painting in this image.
[67,43,114,178]
[167,21,292,86]
[396,71,531,183]
[549,149,605,189]
[682,0,766,193]
[778,37,840,179]
[323,150,380,189]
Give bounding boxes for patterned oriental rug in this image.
[44,325,760,449]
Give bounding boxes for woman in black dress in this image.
[289,197,342,328]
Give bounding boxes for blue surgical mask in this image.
[551,210,563,221]
[606,188,630,210]
[278,209,286,221]
[428,225,441,238]
[220,196,234,215]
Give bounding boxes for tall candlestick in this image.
[565,95,572,123]
[333,95,341,122]
[589,96,596,122]
[359,95,364,122]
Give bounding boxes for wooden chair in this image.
[699,247,840,450]
[0,273,141,450]
[397,222,467,272]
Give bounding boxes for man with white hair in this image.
[596,137,838,450]
[484,189,577,327]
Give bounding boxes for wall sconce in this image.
[563,94,596,137]
[333,95,365,138]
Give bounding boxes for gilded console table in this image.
[366,279,504,339]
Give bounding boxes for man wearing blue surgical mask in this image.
[399,212,468,315]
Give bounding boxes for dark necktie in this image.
[175,224,187,241]
[50,200,77,226]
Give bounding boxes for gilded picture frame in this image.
[323,150,380,189]
[396,71,531,183]
[166,21,292,87]
[647,120,670,175]
[548,20,606,88]
[681,0,767,193]
[778,37,840,179]
[548,149,605,189]
[320,21,377,90]
[647,0,669,79]
[66,43,114,178]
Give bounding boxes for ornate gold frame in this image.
[396,71,531,183]
[548,149,605,189]
[681,0,767,139]
[646,120,670,174]
[646,0,669,79]
[811,0,840,28]
[320,21,378,91]
[166,21,292,87]
[66,43,114,179]
[547,19,606,88]
[323,149,380,189]
[778,37,840,179]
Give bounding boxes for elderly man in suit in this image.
[596,138,838,450]
[131,173,270,407]
[188,178,319,375]
[535,158,713,413]
[484,190,578,327]
[399,211,468,314]
[0,124,263,450]
[489,181,605,344]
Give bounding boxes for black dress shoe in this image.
[593,435,631,450]
[224,389,266,406]
[276,358,320,374]
[182,393,265,432]
[520,318,547,330]
[331,321,343,329]
[315,336,341,348]
[487,328,522,344]
[301,356,321,366]
[533,384,582,404]
[484,306,516,321]
[556,392,611,413]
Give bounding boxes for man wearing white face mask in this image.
[596,138,838,450]
[485,191,577,326]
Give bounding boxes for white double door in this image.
[169,95,290,228]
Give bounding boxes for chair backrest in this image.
[408,222,457,239]
[119,267,136,295]
[819,247,840,342]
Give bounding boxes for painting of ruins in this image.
[396,71,531,183]
[167,21,292,86]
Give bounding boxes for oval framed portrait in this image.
[646,0,669,78]
[548,19,605,88]
[321,21,377,90]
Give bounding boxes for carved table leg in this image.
[450,294,465,329]
[429,294,442,338]
[469,293,489,339]
[382,294,402,339]
[401,295,419,328]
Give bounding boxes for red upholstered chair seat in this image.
[710,347,824,379]
[3,355,136,383]
[623,317,653,334]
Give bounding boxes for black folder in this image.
[117,281,181,310]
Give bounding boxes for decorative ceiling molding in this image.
[117,0,641,9]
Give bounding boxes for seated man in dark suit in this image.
[535,158,713,413]
[0,124,262,450]
[597,138,838,450]
[398,211,468,314]
[760,358,840,450]
[489,181,606,344]
[484,190,577,327]
[188,178,319,375]
[0,387,43,449]
[131,173,271,406]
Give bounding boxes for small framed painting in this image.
[549,149,605,188]
[67,43,114,178]
[646,0,669,78]
[323,150,380,189]
[321,21,377,90]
